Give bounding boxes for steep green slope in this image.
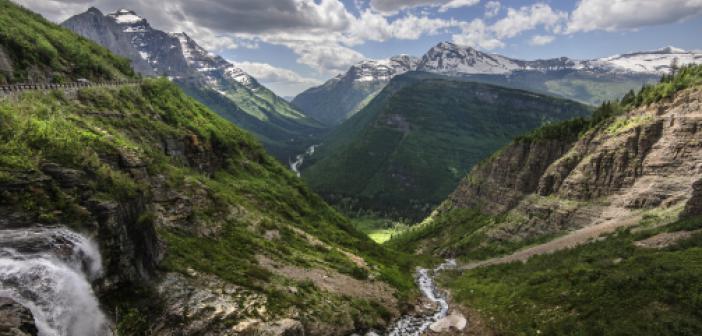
[60,8,326,162]
[0,3,415,334]
[441,216,702,335]
[0,0,135,83]
[177,79,327,161]
[302,72,591,220]
[460,69,658,106]
[292,75,387,126]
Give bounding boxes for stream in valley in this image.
[290,145,318,177]
[0,227,112,336]
[384,259,457,336]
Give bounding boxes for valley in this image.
[1,0,702,335]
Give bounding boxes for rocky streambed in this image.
[363,259,466,336]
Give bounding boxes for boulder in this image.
[429,310,467,333]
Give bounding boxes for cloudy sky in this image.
[15,0,702,96]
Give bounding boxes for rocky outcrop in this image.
[0,298,37,336]
[446,86,702,241]
[447,138,576,215]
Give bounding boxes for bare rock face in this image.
[0,298,38,336]
[153,273,268,336]
[446,86,702,241]
[447,138,576,215]
[61,7,155,75]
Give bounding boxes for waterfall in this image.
[290,144,318,177]
[0,227,112,336]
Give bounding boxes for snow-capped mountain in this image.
[292,55,418,126]
[68,8,260,91]
[61,7,155,75]
[416,42,522,75]
[345,55,419,82]
[294,41,702,125]
[414,42,702,76]
[103,9,190,76]
[171,32,256,90]
[63,8,324,162]
[592,46,702,75]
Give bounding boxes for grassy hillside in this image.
[389,64,702,335]
[441,216,702,335]
[0,3,416,333]
[177,79,327,161]
[461,69,658,106]
[302,72,591,220]
[0,0,135,83]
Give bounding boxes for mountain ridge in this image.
[301,72,591,219]
[62,7,326,161]
[294,42,701,126]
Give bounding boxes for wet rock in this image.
[429,310,467,333]
[0,297,38,336]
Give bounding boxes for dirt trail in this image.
[460,207,643,270]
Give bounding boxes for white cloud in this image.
[234,61,320,85]
[567,0,702,33]
[451,3,565,50]
[286,42,367,73]
[492,3,566,39]
[438,0,481,13]
[369,0,479,14]
[484,1,501,18]
[452,19,505,49]
[13,0,92,22]
[529,34,555,46]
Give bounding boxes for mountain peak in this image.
[86,7,102,15]
[108,9,146,24]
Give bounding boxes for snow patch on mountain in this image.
[345,55,419,83]
[417,42,522,75]
[596,46,702,75]
[108,9,145,24]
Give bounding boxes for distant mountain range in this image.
[293,42,702,126]
[63,8,325,161]
[301,72,591,219]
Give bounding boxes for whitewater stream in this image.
[384,259,457,336]
[290,145,318,177]
[0,227,112,336]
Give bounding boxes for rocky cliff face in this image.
[447,138,577,215]
[444,86,702,242]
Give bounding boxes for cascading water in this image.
[290,144,318,177]
[385,259,457,336]
[0,227,112,336]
